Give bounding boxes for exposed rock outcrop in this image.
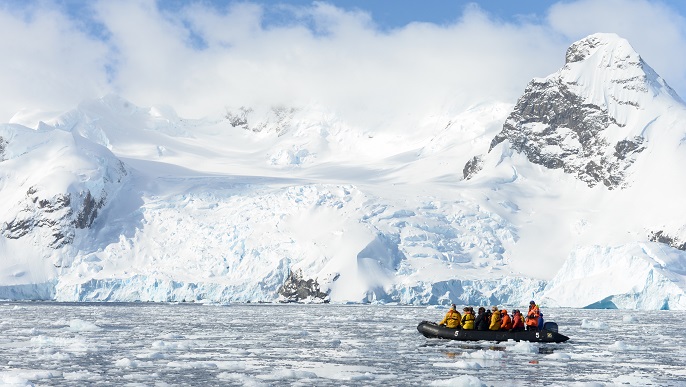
[649,230,686,251]
[226,105,297,136]
[277,269,329,303]
[2,187,107,248]
[463,155,483,180]
[0,136,6,161]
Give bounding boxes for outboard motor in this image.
[543,321,558,333]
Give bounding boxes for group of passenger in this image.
[438,301,544,332]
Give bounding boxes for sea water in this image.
[0,303,684,386]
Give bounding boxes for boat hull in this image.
[417,321,569,343]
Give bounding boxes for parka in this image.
[512,311,525,330]
[489,308,501,331]
[474,310,487,331]
[526,303,540,328]
[439,308,462,329]
[500,310,513,330]
[461,310,475,330]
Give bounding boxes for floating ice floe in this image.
[581,319,610,330]
[150,340,193,351]
[464,349,505,359]
[62,370,102,381]
[507,341,539,353]
[257,369,318,381]
[433,360,483,369]
[66,319,102,332]
[0,370,62,386]
[544,352,572,360]
[217,372,267,386]
[349,372,376,381]
[609,341,641,351]
[114,358,152,368]
[165,361,218,369]
[429,375,487,387]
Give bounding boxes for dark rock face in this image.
[74,190,105,229]
[614,137,645,160]
[0,136,6,161]
[3,188,74,248]
[463,155,483,180]
[487,76,644,189]
[2,187,106,249]
[278,269,329,303]
[225,107,252,130]
[649,231,686,251]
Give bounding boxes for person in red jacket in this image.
[511,309,525,332]
[525,301,540,331]
[500,309,513,330]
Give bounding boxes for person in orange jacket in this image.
[500,309,513,330]
[525,301,540,331]
[488,306,501,331]
[439,304,462,329]
[511,309,525,332]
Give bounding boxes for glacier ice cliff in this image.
[541,243,686,310]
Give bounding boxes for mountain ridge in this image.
[0,33,685,309]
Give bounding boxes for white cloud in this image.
[0,0,684,127]
[0,3,110,121]
[90,1,566,128]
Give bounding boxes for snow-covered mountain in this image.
[483,33,682,189]
[0,33,684,309]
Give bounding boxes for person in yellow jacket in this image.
[461,307,475,330]
[439,304,462,329]
[489,306,502,331]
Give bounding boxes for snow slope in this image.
[0,33,685,309]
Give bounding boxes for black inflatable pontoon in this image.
[417,321,569,343]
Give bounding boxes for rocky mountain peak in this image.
[479,33,682,189]
[564,33,637,65]
[559,33,680,110]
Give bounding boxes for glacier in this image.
[0,33,685,309]
[541,242,686,310]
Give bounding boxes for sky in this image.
[1,0,685,126]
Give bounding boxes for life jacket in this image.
[526,305,540,327]
[500,310,512,330]
[461,311,475,330]
[512,312,524,329]
[440,310,462,329]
